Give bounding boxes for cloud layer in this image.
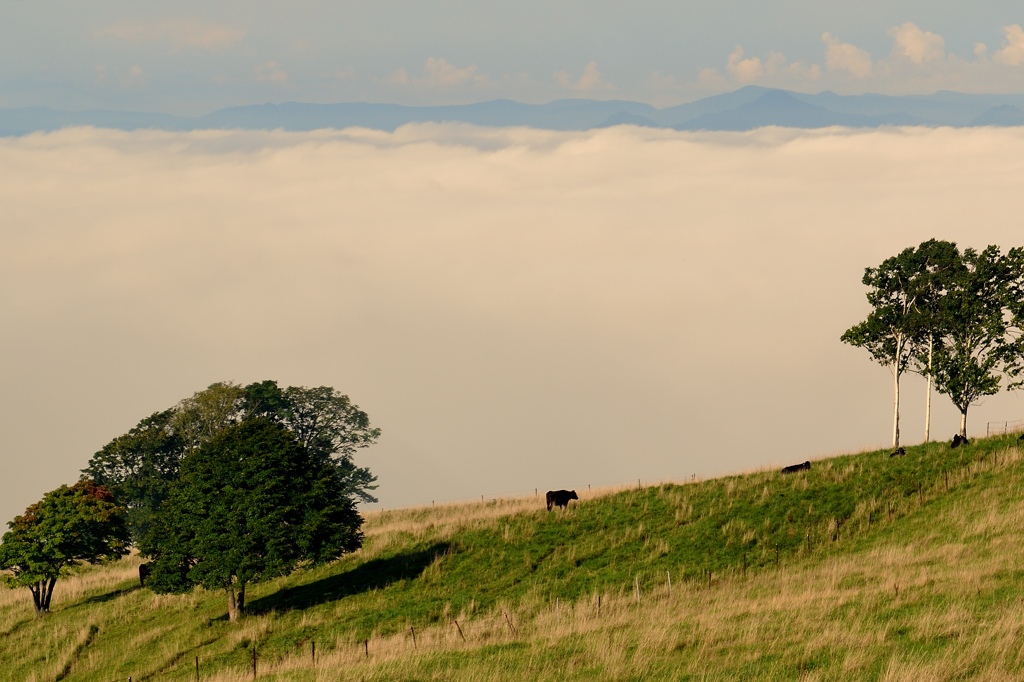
[2,124,1024,527]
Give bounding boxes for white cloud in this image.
[122,65,146,88]
[889,23,945,64]
[727,47,763,83]
[823,32,874,78]
[711,47,821,87]
[255,61,288,84]
[96,20,245,52]
[554,61,613,91]
[994,24,1024,66]
[4,125,1024,527]
[388,68,411,86]
[423,57,480,87]
[388,59,488,89]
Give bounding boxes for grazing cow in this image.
[781,461,811,475]
[1018,433,1024,442]
[139,562,152,587]
[546,489,578,511]
[889,447,906,457]
[951,434,969,449]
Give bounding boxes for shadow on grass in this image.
[81,584,141,605]
[248,542,453,615]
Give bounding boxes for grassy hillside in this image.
[3,433,1024,680]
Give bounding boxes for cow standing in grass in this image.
[546,490,578,511]
[781,461,811,474]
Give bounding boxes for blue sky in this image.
[4,2,1024,113]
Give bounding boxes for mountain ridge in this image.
[6,88,1024,134]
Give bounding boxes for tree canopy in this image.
[83,380,381,542]
[926,245,1024,437]
[843,241,1024,445]
[841,240,955,448]
[139,417,363,621]
[0,481,129,616]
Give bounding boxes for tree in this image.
[81,409,183,542]
[928,246,1024,438]
[906,240,961,442]
[83,381,381,541]
[140,417,363,621]
[842,243,940,448]
[0,481,129,616]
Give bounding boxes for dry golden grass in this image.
[6,441,1024,680]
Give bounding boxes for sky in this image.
[4,2,1024,113]
[2,124,1024,528]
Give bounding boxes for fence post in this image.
[453,619,467,643]
[666,570,672,595]
[195,656,199,682]
[410,626,417,650]
[311,641,315,665]
[364,639,369,657]
[503,612,517,636]
[634,575,640,603]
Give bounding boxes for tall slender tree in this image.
[907,240,961,442]
[842,244,936,449]
[928,246,1024,438]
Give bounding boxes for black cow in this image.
[1018,433,1024,442]
[781,461,811,475]
[139,562,152,587]
[889,447,906,457]
[546,489,578,511]
[951,434,969,449]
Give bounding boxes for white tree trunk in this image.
[924,336,933,442]
[960,411,968,439]
[892,360,901,449]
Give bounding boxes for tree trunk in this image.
[42,577,56,613]
[924,336,933,442]
[892,361,901,449]
[29,578,57,617]
[29,582,43,617]
[226,580,247,622]
[960,410,968,439]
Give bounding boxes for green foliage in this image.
[140,417,363,621]
[927,245,1024,434]
[0,481,129,615]
[81,409,182,543]
[82,380,381,544]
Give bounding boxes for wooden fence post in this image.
[666,570,672,595]
[503,612,518,636]
[410,626,417,650]
[453,619,467,643]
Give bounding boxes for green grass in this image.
[2,433,1024,680]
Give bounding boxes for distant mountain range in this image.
[5,86,1024,135]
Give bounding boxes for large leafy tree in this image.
[842,241,949,448]
[81,409,182,542]
[0,481,129,616]
[140,417,363,621]
[83,381,381,543]
[928,245,1024,437]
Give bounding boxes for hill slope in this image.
[2,434,1024,680]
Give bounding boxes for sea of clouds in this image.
[2,124,1023,523]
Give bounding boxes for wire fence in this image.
[986,419,1024,437]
